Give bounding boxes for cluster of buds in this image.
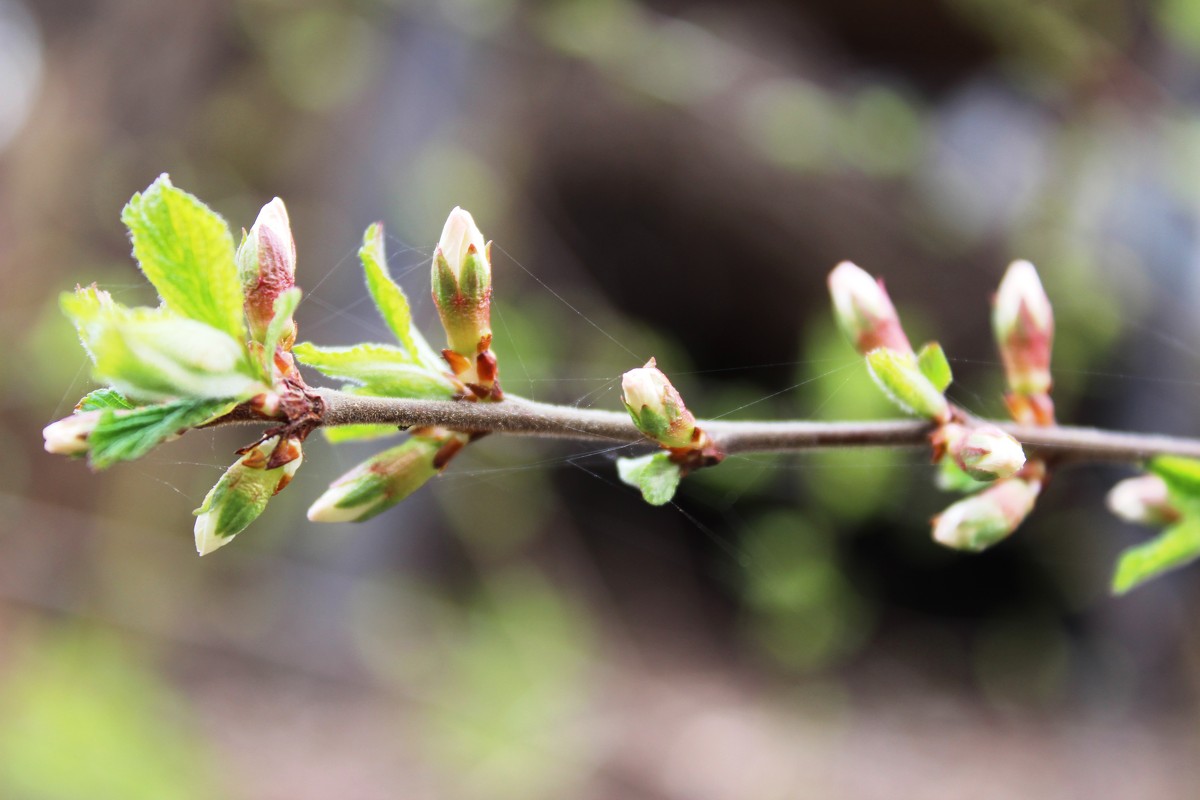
[829,259,1051,552]
[432,208,500,400]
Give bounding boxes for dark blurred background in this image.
[4,0,1200,797]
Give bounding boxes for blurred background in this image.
[4,0,1200,797]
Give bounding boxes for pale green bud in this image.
[621,358,697,448]
[1107,474,1180,526]
[936,423,1025,482]
[932,477,1041,552]
[307,433,457,523]
[193,437,303,556]
[431,207,493,358]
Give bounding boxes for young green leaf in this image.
[194,437,302,555]
[360,223,442,369]
[865,348,950,422]
[1148,456,1200,512]
[1112,519,1200,595]
[293,342,457,399]
[120,175,245,341]
[307,435,444,522]
[617,452,683,506]
[88,397,236,468]
[76,388,135,413]
[322,424,402,444]
[916,341,952,393]
[63,289,264,402]
[259,287,302,375]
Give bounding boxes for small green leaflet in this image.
[865,348,950,421]
[1112,519,1200,595]
[76,388,135,412]
[121,174,246,342]
[617,452,683,506]
[360,223,442,369]
[260,287,302,376]
[293,342,457,399]
[1148,456,1200,513]
[322,424,401,444]
[88,397,236,469]
[916,341,952,393]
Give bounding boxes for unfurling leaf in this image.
[360,223,442,369]
[865,347,950,422]
[121,174,245,341]
[1112,519,1200,595]
[194,437,303,555]
[307,433,454,522]
[292,341,457,399]
[1148,456,1200,512]
[87,397,237,468]
[617,452,683,506]
[916,341,952,393]
[76,388,135,412]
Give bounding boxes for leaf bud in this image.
[237,198,297,345]
[1106,474,1181,526]
[932,476,1041,552]
[42,411,103,456]
[193,436,303,556]
[621,358,697,449]
[865,348,950,423]
[992,260,1053,397]
[307,430,465,523]
[934,422,1026,482]
[431,207,493,360]
[828,261,913,355]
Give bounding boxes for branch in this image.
[290,389,1200,463]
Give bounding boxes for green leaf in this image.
[1112,519,1200,594]
[293,341,457,399]
[62,289,263,402]
[360,223,442,369]
[322,424,401,444]
[865,348,949,421]
[260,287,301,375]
[1148,456,1200,513]
[936,455,990,493]
[88,397,236,468]
[76,388,135,413]
[617,452,683,506]
[120,175,245,341]
[916,341,952,393]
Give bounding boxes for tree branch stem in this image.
[307,389,1200,463]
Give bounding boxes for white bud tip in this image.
[621,359,668,410]
[43,413,100,455]
[995,259,1052,331]
[1107,474,1172,524]
[194,512,234,556]
[960,426,1026,481]
[437,207,488,277]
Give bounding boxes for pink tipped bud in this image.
[1107,474,1180,526]
[238,198,297,344]
[621,358,697,449]
[828,261,912,355]
[43,411,103,455]
[935,423,1026,482]
[932,476,1041,551]
[993,260,1053,396]
[431,208,495,385]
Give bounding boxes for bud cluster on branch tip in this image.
[1107,474,1180,526]
[932,423,1026,482]
[993,260,1055,425]
[194,436,303,556]
[622,358,698,449]
[828,261,913,356]
[431,207,500,398]
[307,429,468,523]
[932,475,1042,552]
